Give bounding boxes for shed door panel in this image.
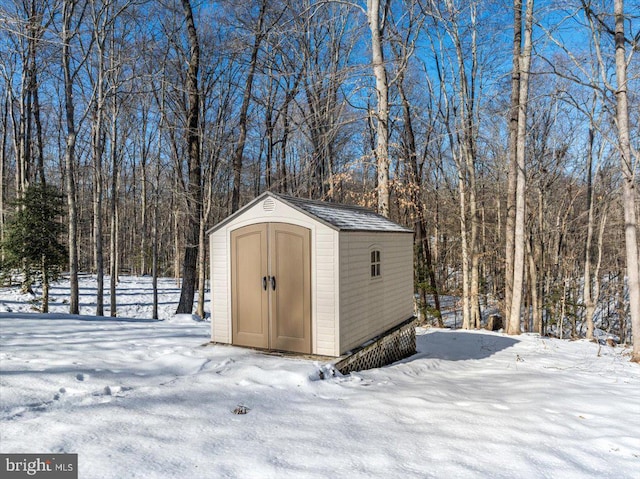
[269,224,311,354]
[231,224,269,349]
[230,222,311,354]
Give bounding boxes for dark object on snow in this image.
[232,405,250,415]
[317,367,337,380]
[606,338,617,348]
[487,315,503,331]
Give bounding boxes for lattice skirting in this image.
[334,317,417,374]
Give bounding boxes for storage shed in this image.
[208,192,414,357]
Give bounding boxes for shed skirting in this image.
[334,317,417,374]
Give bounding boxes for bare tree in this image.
[108,17,123,317]
[387,5,442,324]
[424,0,482,329]
[504,0,523,325]
[195,28,238,319]
[25,0,47,187]
[507,0,535,335]
[88,0,112,316]
[175,0,202,315]
[1,0,51,193]
[289,0,353,199]
[581,101,609,340]
[230,0,267,212]
[612,0,640,361]
[0,89,8,264]
[367,0,390,216]
[61,0,80,315]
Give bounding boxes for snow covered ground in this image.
[1,276,639,478]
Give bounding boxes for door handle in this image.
[262,276,268,291]
[271,276,276,291]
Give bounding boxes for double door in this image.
[231,223,311,354]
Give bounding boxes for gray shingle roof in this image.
[278,194,412,233]
[207,192,413,234]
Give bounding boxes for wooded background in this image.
[0,0,638,358]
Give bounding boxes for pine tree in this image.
[2,184,67,313]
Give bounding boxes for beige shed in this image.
[208,192,414,357]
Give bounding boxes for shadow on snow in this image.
[412,330,519,361]
[0,312,160,323]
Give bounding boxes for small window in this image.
[370,250,381,278]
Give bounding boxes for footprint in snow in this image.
[76,373,86,381]
[92,385,132,398]
[53,387,67,401]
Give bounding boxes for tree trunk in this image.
[456,4,481,329]
[93,108,105,317]
[109,93,118,317]
[92,19,106,316]
[196,154,218,319]
[458,170,471,329]
[28,1,45,187]
[442,1,481,330]
[1,94,7,263]
[585,205,608,341]
[196,219,207,319]
[140,137,148,276]
[507,0,534,335]
[613,0,640,362]
[42,254,49,314]
[152,112,163,320]
[398,75,441,324]
[583,127,596,340]
[617,268,627,344]
[32,71,45,186]
[279,110,290,194]
[526,233,541,333]
[152,183,159,320]
[175,0,202,315]
[173,178,180,281]
[504,0,522,325]
[17,58,30,197]
[367,0,390,217]
[29,0,45,187]
[109,191,118,316]
[62,0,79,315]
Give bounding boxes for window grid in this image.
[371,250,381,278]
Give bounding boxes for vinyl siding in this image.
[338,231,414,353]
[313,227,339,356]
[210,230,230,343]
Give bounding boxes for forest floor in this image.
[1,276,639,478]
